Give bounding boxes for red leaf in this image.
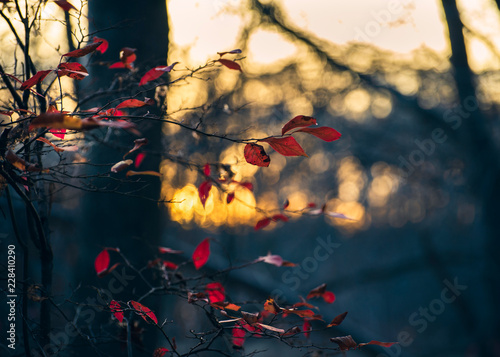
[153,347,169,357]
[307,283,335,303]
[54,0,76,12]
[227,192,235,204]
[232,327,246,347]
[116,99,153,109]
[303,319,311,338]
[109,62,126,69]
[206,282,225,303]
[120,48,136,63]
[254,217,271,231]
[244,143,270,167]
[110,300,124,322]
[92,37,108,54]
[218,59,242,72]
[322,291,336,304]
[139,62,178,86]
[237,181,253,191]
[163,261,178,270]
[203,163,211,176]
[296,127,342,142]
[283,199,290,209]
[281,115,317,135]
[158,247,183,254]
[57,62,89,80]
[20,70,52,91]
[261,137,307,157]
[94,249,110,277]
[50,129,66,139]
[63,42,102,58]
[327,311,348,327]
[192,238,210,270]
[359,341,398,348]
[198,180,212,208]
[217,49,242,57]
[130,300,158,324]
[271,214,289,222]
[135,152,146,168]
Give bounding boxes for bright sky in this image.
[168,0,448,65]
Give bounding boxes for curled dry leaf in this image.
[264,298,282,314]
[129,300,158,324]
[307,283,336,304]
[217,49,242,57]
[330,335,358,351]
[358,340,398,348]
[261,137,307,157]
[36,137,78,153]
[192,238,210,270]
[6,150,46,172]
[257,253,283,267]
[111,160,133,173]
[124,138,148,158]
[158,247,183,254]
[327,311,348,327]
[256,323,284,334]
[244,143,270,167]
[281,115,317,136]
[126,170,161,177]
[30,113,82,130]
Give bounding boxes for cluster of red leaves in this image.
[244,115,341,167]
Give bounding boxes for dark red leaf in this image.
[93,37,108,54]
[307,283,335,304]
[130,300,158,324]
[303,319,311,339]
[163,261,178,270]
[94,249,110,277]
[254,217,271,231]
[244,143,270,167]
[153,347,169,357]
[192,238,210,270]
[218,59,242,72]
[227,192,235,204]
[261,137,307,157]
[206,282,225,303]
[54,0,76,12]
[57,62,89,80]
[20,70,52,91]
[237,181,253,191]
[198,180,212,208]
[327,312,348,327]
[296,127,342,142]
[330,335,358,351]
[110,300,124,322]
[109,62,126,69]
[120,48,136,63]
[282,115,317,135]
[203,163,211,176]
[124,137,148,158]
[283,199,290,209]
[139,62,178,86]
[359,341,398,348]
[63,42,102,57]
[271,214,289,222]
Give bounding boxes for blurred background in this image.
[1,0,500,356]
